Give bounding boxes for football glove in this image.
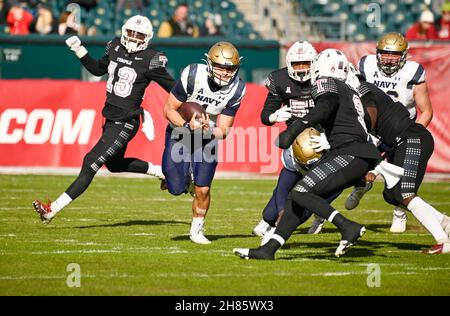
[310,133,330,153]
[269,106,292,123]
[65,35,88,58]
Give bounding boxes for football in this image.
[292,127,323,166]
[177,102,206,122]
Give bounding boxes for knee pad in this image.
[82,151,99,175]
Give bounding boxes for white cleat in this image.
[307,215,326,234]
[260,227,276,246]
[390,213,407,233]
[345,182,373,210]
[422,242,450,254]
[148,165,165,180]
[252,219,271,237]
[335,226,366,257]
[190,231,211,244]
[233,248,250,259]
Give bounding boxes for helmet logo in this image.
[330,65,336,73]
[136,19,142,25]
[296,46,306,54]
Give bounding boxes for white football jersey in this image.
[175,63,246,123]
[358,54,426,119]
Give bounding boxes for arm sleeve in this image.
[301,92,339,126]
[170,80,188,102]
[261,92,283,126]
[78,40,111,76]
[147,67,176,93]
[222,80,246,117]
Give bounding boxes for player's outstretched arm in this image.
[414,82,433,128]
[276,119,306,149]
[65,36,108,76]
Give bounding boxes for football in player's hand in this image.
[177,102,206,122]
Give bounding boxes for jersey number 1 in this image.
[106,61,137,98]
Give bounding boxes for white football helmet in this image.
[345,62,360,91]
[286,41,317,82]
[310,49,349,84]
[121,15,153,53]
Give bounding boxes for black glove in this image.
[276,120,306,149]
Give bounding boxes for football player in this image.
[162,41,246,244]
[234,49,381,259]
[346,32,434,233]
[32,15,176,223]
[358,76,450,254]
[252,41,334,237]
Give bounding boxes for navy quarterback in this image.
[162,41,246,244]
[32,15,175,223]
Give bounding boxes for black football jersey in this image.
[359,81,429,146]
[304,77,380,160]
[79,37,175,121]
[261,68,314,126]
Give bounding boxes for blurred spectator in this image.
[200,14,224,37]
[58,10,80,35]
[30,4,57,35]
[116,0,145,14]
[6,3,33,35]
[157,3,199,37]
[437,2,450,40]
[405,10,438,40]
[66,0,98,12]
[0,0,12,25]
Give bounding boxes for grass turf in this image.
[0,174,449,296]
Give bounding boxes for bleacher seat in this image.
[296,0,434,41]
[17,0,260,39]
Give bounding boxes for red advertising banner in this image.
[1,43,449,174]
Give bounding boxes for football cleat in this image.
[189,221,210,244]
[422,243,450,254]
[190,231,211,244]
[148,165,165,180]
[260,227,276,246]
[160,179,167,191]
[233,247,275,260]
[390,211,407,233]
[345,182,373,210]
[335,224,366,257]
[252,219,272,237]
[307,215,326,234]
[32,200,54,224]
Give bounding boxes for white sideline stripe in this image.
[130,233,155,236]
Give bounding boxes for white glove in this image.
[310,133,330,153]
[269,106,292,123]
[65,35,88,58]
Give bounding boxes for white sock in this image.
[270,234,285,246]
[50,192,72,214]
[407,197,449,243]
[394,206,407,218]
[190,217,205,235]
[146,162,164,179]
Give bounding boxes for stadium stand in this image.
[3,0,261,39]
[295,0,429,41]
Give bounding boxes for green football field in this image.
[1,174,449,296]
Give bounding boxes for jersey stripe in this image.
[226,79,245,107]
[359,55,367,78]
[407,65,425,89]
[187,64,198,96]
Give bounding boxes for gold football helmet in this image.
[292,127,323,166]
[205,41,242,86]
[376,32,408,76]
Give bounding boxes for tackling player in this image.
[358,77,450,254]
[253,41,324,236]
[32,15,175,223]
[234,49,381,259]
[346,32,434,233]
[162,41,246,244]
